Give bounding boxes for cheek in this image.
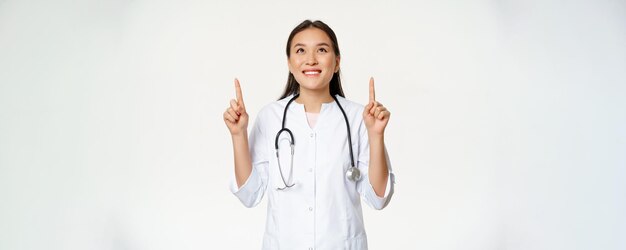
[288,58,301,72]
[324,58,337,70]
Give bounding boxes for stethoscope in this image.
[274,94,361,190]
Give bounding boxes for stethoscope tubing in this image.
[274,94,359,190]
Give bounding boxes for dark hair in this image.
[279,20,344,100]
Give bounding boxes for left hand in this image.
[363,77,390,136]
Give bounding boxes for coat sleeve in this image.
[229,115,270,208]
[355,118,396,210]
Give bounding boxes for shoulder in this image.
[257,95,293,117]
[334,95,365,114]
[253,95,295,129]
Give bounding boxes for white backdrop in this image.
[1,0,625,249]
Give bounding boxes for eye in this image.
[296,48,304,54]
[318,47,328,53]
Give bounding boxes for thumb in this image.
[363,101,374,117]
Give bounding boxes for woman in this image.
[223,20,395,249]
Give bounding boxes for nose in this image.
[305,53,318,66]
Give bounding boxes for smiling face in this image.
[288,27,340,94]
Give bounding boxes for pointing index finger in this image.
[369,77,376,102]
[234,78,244,104]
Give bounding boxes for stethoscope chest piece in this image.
[346,166,361,182]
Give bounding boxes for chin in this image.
[297,81,328,92]
[295,76,332,91]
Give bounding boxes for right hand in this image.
[223,78,249,136]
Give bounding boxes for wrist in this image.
[368,133,385,143]
[231,131,248,140]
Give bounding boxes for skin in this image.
[223,27,390,197]
[287,27,339,112]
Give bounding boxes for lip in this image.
[302,69,322,77]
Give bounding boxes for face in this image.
[288,27,340,93]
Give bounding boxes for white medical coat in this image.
[230,95,395,250]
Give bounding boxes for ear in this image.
[287,57,294,74]
[335,55,341,73]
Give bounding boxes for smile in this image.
[303,70,321,77]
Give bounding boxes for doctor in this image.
[223,20,395,249]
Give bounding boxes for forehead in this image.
[291,27,333,47]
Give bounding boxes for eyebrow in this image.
[293,42,331,48]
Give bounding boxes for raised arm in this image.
[223,78,252,188]
[362,77,391,197]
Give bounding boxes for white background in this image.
[1,0,625,249]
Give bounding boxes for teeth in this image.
[304,71,320,75]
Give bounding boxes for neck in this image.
[295,88,334,113]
